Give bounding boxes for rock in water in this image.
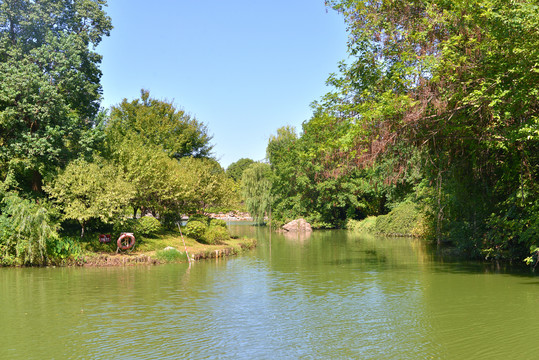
[282,218,313,232]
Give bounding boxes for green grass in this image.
[56,228,256,266]
[347,216,377,233]
[347,202,427,237]
[135,231,186,252]
[154,248,188,263]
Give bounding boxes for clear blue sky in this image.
[97,0,349,169]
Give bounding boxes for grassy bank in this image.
[347,202,428,238]
[80,232,257,266]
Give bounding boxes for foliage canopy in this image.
[0,0,112,192]
[265,0,539,259]
[107,89,213,160]
[44,158,135,237]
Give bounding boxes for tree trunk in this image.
[9,15,16,45]
[31,170,42,193]
[436,169,444,245]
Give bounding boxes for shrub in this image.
[347,216,377,233]
[81,235,117,253]
[347,202,426,237]
[209,218,227,228]
[204,226,230,245]
[137,216,162,236]
[188,214,211,226]
[309,221,334,229]
[47,236,84,265]
[160,211,183,230]
[183,220,206,241]
[374,202,423,236]
[113,218,138,238]
[83,217,113,237]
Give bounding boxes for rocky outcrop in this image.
[282,218,313,232]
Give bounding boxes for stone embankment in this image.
[208,211,253,221]
[83,254,160,266]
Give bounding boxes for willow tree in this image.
[265,126,302,223]
[0,0,112,193]
[241,163,273,225]
[0,194,60,266]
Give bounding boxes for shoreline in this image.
[80,236,257,267]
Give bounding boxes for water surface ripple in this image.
[2,227,539,359]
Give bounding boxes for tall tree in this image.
[44,157,135,237]
[0,0,112,192]
[322,0,539,256]
[177,157,235,213]
[266,126,303,222]
[112,137,186,218]
[107,90,213,159]
[226,158,255,182]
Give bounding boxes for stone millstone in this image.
[282,218,313,232]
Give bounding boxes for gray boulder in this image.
[282,218,312,232]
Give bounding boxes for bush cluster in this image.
[204,226,230,244]
[183,216,231,245]
[136,216,162,236]
[183,220,207,241]
[188,214,211,226]
[160,211,183,230]
[347,202,426,237]
[209,218,227,228]
[113,219,138,238]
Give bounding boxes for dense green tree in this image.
[266,126,303,222]
[226,158,255,182]
[0,0,112,192]
[104,91,221,221]
[264,0,538,258]
[320,0,539,257]
[44,158,135,237]
[241,162,272,224]
[177,157,235,213]
[266,115,388,228]
[111,137,184,218]
[107,90,213,159]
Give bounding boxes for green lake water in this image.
[2,225,539,359]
